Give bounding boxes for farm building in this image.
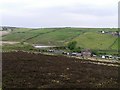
[101,55,113,59]
[111,31,119,36]
[76,53,82,57]
[69,52,82,57]
[101,55,105,59]
[62,52,69,55]
[69,52,77,56]
[54,50,63,54]
[101,31,105,34]
[81,49,92,57]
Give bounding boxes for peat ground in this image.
[2,51,120,88]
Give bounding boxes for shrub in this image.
[67,41,77,50]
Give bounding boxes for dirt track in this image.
[2,51,119,88]
[0,41,19,46]
[0,31,10,36]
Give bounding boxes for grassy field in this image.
[2,43,33,51]
[2,27,118,51]
[26,28,83,45]
[72,32,118,50]
[2,28,56,42]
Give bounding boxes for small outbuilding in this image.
[101,31,105,34]
[101,55,113,59]
[81,49,92,58]
[101,55,105,59]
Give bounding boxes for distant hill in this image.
[2,27,118,51]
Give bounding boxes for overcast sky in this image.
[0,0,119,28]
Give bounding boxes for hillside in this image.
[2,27,118,51]
[72,32,118,50]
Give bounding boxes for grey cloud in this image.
[25,4,117,19]
[1,3,118,28]
[67,5,117,17]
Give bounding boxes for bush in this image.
[67,41,77,50]
[72,47,81,52]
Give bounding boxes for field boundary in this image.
[64,31,85,43]
[22,29,58,42]
[108,38,118,49]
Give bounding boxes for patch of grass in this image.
[27,28,82,45]
[2,28,56,42]
[72,32,118,50]
[2,43,35,52]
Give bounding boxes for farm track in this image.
[64,31,85,43]
[0,41,19,46]
[2,51,119,88]
[75,57,120,67]
[0,31,11,37]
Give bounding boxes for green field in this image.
[2,28,57,42]
[2,27,118,51]
[72,32,118,50]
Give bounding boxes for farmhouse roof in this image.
[81,49,91,52]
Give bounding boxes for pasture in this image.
[2,27,119,52]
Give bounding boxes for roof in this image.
[81,49,91,52]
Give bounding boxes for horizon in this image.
[0,25,118,29]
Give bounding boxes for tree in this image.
[67,41,77,50]
[73,47,81,52]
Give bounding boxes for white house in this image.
[101,55,105,59]
[101,31,105,34]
